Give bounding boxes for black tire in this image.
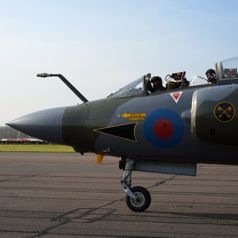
[126,186,151,212]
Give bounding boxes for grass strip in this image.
[0,144,74,153]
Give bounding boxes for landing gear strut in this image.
[120,158,151,212]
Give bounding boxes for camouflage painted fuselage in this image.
[57,84,238,165]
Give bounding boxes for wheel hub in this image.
[130,192,145,207]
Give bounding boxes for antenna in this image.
[37,73,88,103]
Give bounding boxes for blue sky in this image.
[1,0,238,124]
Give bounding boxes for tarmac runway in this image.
[0,152,238,237]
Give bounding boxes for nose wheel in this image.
[120,158,152,212]
[126,186,151,212]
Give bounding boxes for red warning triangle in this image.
[170,91,183,103]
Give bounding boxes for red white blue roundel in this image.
[143,109,184,148]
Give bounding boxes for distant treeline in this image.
[0,125,47,144]
[0,125,30,138]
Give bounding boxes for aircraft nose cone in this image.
[7,107,66,143]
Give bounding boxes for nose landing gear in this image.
[120,158,151,212]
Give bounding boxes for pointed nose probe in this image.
[7,107,66,143]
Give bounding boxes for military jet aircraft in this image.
[7,57,238,212]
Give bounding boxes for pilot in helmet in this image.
[205,69,217,84]
[149,76,166,92]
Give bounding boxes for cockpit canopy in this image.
[108,72,189,98]
[216,57,238,81]
[108,57,238,98]
[108,77,147,98]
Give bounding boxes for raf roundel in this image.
[143,109,184,148]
